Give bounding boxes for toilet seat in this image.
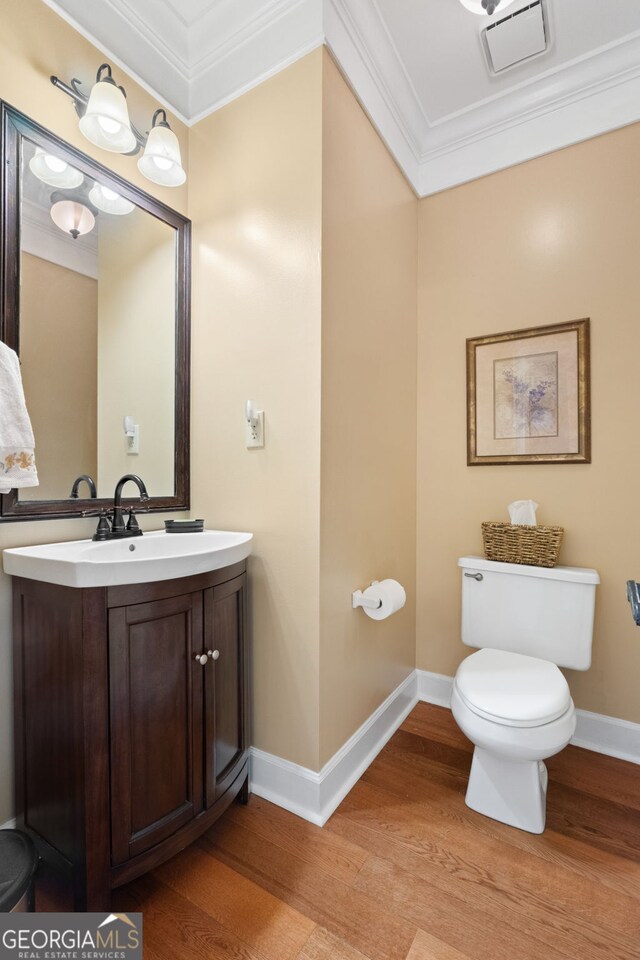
[455,648,571,728]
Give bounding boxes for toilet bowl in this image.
[451,648,577,833]
[453,557,599,834]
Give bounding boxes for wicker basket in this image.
[481,521,564,568]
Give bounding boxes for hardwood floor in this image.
[113,703,640,960]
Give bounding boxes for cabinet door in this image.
[203,574,248,806]
[109,591,204,865]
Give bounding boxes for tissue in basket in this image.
[481,521,564,568]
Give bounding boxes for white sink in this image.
[2,529,253,588]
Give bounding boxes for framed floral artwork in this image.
[467,318,591,465]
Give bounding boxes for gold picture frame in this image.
[467,318,591,466]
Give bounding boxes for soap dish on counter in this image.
[164,519,205,533]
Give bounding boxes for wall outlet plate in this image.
[246,411,264,449]
[126,424,140,455]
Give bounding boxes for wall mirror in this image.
[0,103,190,520]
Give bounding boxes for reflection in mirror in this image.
[0,104,190,520]
[20,136,175,501]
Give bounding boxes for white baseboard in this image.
[571,709,640,765]
[250,670,418,825]
[417,668,640,766]
[4,667,637,836]
[417,669,453,707]
[251,665,640,827]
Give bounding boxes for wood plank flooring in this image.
[113,703,640,960]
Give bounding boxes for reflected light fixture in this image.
[459,0,517,14]
[78,64,137,153]
[88,183,135,215]
[29,147,83,189]
[51,64,187,186]
[137,109,186,187]
[50,191,97,239]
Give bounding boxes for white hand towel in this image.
[0,341,38,493]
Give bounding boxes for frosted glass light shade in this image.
[459,0,517,14]
[79,79,137,153]
[29,147,83,188]
[138,123,186,187]
[89,183,135,215]
[50,199,96,239]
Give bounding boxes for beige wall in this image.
[189,51,324,770]
[319,53,417,764]
[20,254,97,500]
[417,122,640,724]
[0,0,189,824]
[189,49,418,772]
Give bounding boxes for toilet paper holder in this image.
[352,583,383,611]
[627,580,640,626]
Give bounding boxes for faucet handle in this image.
[92,511,112,542]
[126,509,140,534]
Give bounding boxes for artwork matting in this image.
[467,318,591,465]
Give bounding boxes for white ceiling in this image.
[379,0,640,122]
[41,0,640,195]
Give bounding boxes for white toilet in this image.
[451,556,599,834]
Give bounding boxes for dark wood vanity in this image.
[12,560,248,910]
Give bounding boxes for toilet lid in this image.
[455,648,571,727]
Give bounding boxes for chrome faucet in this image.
[69,475,97,499]
[92,474,150,541]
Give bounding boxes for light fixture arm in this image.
[50,68,148,155]
[151,108,169,128]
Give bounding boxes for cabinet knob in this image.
[208,649,220,661]
[194,653,209,666]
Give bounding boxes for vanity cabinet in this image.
[12,561,249,910]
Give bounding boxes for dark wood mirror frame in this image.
[0,102,190,520]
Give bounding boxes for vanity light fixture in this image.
[51,64,186,186]
[137,110,186,187]
[88,183,135,215]
[49,192,97,239]
[459,0,517,14]
[77,64,136,154]
[29,147,83,189]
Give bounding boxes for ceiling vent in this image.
[482,1,548,74]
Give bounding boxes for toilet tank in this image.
[459,556,599,670]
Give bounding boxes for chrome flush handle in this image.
[464,572,483,581]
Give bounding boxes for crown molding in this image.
[324,0,424,191]
[42,0,324,126]
[418,43,640,194]
[326,3,640,195]
[43,0,640,195]
[188,0,324,123]
[40,0,191,122]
